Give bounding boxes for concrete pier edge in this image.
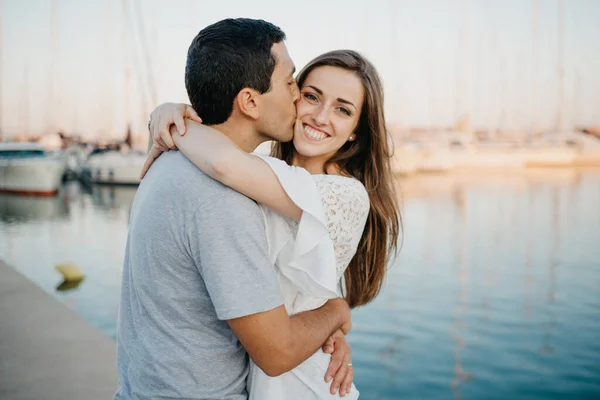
[0,259,117,400]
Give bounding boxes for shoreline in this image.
[392,148,600,175]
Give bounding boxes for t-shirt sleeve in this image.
[187,190,283,320]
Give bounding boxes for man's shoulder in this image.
[153,151,261,212]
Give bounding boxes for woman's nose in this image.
[314,106,329,126]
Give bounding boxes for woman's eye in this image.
[304,93,318,102]
[337,107,351,116]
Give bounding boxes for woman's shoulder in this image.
[314,174,368,196]
[313,174,370,211]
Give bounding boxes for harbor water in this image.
[1,169,599,400]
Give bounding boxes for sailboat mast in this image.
[455,0,471,130]
[134,0,157,108]
[530,0,539,135]
[122,0,132,137]
[555,0,565,133]
[49,0,58,135]
[22,63,29,136]
[0,0,3,141]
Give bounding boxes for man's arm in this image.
[227,298,350,377]
[189,188,350,377]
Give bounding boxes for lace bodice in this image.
[286,175,370,279]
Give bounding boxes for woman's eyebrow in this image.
[305,85,356,108]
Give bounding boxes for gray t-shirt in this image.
[115,151,283,400]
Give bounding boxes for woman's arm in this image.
[174,120,302,220]
[147,102,203,153]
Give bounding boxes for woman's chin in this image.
[293,142,323,158]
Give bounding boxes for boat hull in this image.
[82,151,146,186]
[0,157,66,196]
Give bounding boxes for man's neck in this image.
[209,119,264,153]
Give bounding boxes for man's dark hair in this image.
[185,18,286,125]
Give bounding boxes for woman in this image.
[144,50,401,399]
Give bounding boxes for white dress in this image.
[248,155,370,400]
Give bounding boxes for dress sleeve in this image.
[254,155,338,300]
[314,176,370,278]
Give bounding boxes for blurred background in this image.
[1,1,599,399]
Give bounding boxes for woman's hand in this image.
[149,102,202,151]
[140,143,164,179]
[140,103,203,179]
[322,329,354,397]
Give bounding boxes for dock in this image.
[0,260,117,400]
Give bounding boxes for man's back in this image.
[115,151,282,400]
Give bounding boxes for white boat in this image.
[392,143,420,176]
[451,147,526,169]
[417,148,455,173]
[81,150,146,185]
[0,142,67,196]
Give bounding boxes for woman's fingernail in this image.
[325,376,331,383]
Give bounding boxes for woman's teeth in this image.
[304,125,328,140]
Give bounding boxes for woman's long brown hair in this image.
[271,50,402,308]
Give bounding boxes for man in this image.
[115,18,352,399]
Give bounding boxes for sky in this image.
[1,0,599,140]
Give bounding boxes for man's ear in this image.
[235,88,261,120]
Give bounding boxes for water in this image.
[1,169,599,400]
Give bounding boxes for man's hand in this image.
[322,330,354,397]
[149,103,202,152]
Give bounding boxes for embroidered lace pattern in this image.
[287,175,370,279]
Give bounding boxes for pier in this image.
[0,260,117,400]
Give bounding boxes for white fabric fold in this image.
[254,154,338,301]
[247,155,361,400]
